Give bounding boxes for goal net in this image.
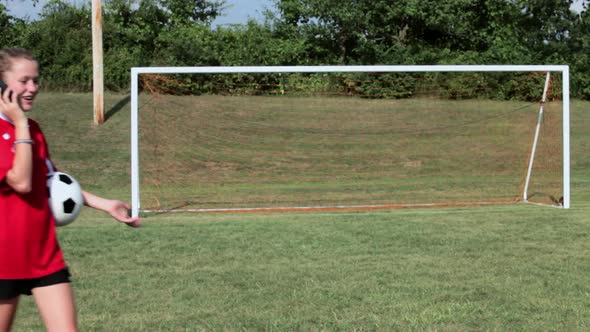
[129,65,570,215]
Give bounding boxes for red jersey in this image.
[0,116,66,279]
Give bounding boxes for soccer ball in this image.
[47,172,84,226]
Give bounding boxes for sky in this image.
[4,0,275,25]
[215,0,274,26]
[3,0,587,23]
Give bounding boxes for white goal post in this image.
[129,65,570,217]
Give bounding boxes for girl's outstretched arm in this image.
[82,191,141,228]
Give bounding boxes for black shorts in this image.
[0,268,71,300]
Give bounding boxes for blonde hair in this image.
[0,48,37,80]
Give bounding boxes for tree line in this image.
[1,0,588,99]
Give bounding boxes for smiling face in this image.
[2,58,40,112]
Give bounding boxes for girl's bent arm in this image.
[5,120,33,193]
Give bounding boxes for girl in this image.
[0,48,141,332]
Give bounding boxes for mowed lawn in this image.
[10,94,590,331]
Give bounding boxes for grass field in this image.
[11,93,590,331]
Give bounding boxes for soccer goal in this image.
[129,65,570,216]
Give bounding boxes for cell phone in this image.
[0,80,12,102]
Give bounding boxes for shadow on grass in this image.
[105,95,130,122]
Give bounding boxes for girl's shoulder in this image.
[27,118,40,128]
[26,118,46,136]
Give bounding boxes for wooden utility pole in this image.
[92,0,104,125]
